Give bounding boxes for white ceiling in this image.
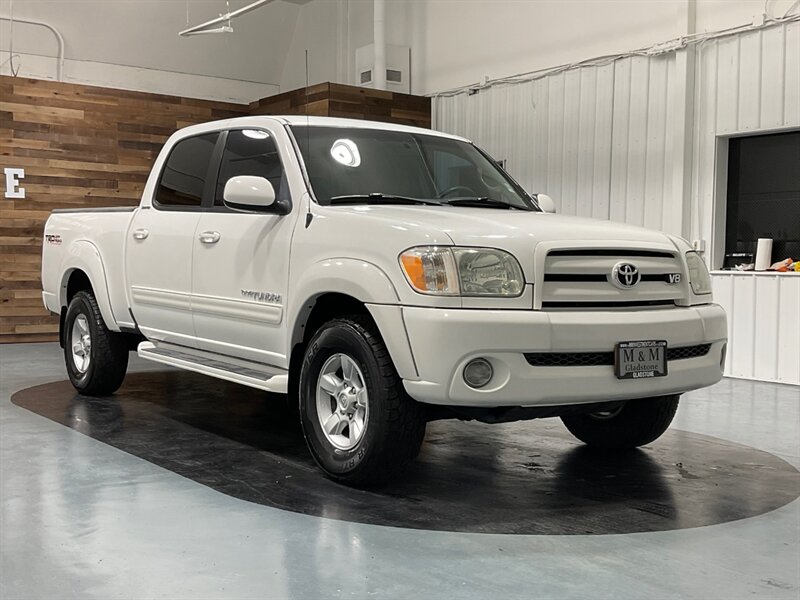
[0,0,312,85]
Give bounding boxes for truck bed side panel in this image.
[42,210,137,331]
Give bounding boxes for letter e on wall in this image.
[4,168,26,199]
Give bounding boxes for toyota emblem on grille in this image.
[611,262,641,289]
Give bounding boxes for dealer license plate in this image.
[615,340,668,380]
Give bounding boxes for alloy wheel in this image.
[315,353,369,450]
[70,314,92,374]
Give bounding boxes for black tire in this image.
[63,291,129,396]
[299,315,426,487]
[561,395,680,449]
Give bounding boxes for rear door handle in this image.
[132,228,149,240]
[199,231,221,244]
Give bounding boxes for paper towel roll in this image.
[754,238,773,271]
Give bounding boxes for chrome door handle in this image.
[199,231,221,244]
[132,228,149,240]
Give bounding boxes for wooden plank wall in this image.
[250,82,431,128]
[0,76,431,343]
[0,76,248,342]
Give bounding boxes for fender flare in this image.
[288,258,399,339]
[288,258,419,379]
[58,240,120,331]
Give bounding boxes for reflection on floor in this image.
[11,372,800,536]
[1,343,799,600]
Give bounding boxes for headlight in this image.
[453,248,525,296]
[685,251,712,295]
[399,246,525,296]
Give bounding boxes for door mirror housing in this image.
[223,176,276,212]
[536,193,556,213]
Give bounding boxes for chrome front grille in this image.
[539,247,684,309]
[547,249,676,259]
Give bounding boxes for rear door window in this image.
[155,133,219,208]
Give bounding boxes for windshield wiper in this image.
[328,193,441,206]
[440,197,520,210]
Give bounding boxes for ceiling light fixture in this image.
[180,0,273,37]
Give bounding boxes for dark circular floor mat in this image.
[12,370,800,535]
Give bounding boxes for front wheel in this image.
[63,291,129,396]
[299,316,427,486]
[561,395,680,449]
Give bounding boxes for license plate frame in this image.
[614,340,668,380]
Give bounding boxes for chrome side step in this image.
[137,341,288,394]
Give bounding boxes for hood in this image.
[331,205,672,243]
[325,205,677,277]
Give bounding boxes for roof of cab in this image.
[174,115,470,143]
[276,116,467,141]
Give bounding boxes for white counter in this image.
[711,271,800,385]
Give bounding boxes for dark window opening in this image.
[725,130,800,267]
[155,133,218,208]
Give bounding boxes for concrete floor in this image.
[1,342,799,600]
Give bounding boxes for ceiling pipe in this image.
[0,14,65,81]
[373,0,386,90]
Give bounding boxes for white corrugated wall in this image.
[433,21,799,249]
[434,54,679,233]
[432,21,800,384]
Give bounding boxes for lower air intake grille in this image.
[667,343,712,361]
[525,352,614,367]
[524,343,712,367]
[541,300,675,309]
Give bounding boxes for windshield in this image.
[290,126,536,210]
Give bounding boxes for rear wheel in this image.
[561,395,680,449]
[299,316,426,486]
[64,291,129,396]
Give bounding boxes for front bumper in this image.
[400,304,727,407]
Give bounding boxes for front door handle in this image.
[132,228,149,240]
[199,231,221,244]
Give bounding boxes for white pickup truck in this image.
[42,116,727,485]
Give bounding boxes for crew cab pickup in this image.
[42,116,727,485]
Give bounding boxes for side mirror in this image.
[536,193,556,213]
[223,176,276,212]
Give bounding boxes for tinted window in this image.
[215,129,286,207]
[155,133,218,207]
[294,128,436,202]
[291,126,533,209]
[431,148,489,193]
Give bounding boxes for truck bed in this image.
[41,208,139,330]
[51,207,137,214]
